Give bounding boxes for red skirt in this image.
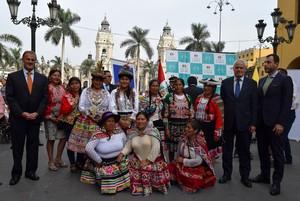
[168,161,216,193]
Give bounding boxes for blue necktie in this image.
[235,78,241,98]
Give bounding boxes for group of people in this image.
[4,50,297,197]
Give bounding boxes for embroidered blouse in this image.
[109,88,139,120]
[194,94,223,137]
[163,93,194,126]
[139,92,164,121]
[44,84,66,119]
[79,87,111,118]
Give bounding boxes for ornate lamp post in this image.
[207,0,235,43]
[6,0,60,52]
[255,8,297,55]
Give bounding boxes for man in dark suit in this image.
[184,76,203,105]
[103,70,116,93]
[249,54,293,196]
[219,59,258,188]
[6,51,48,185]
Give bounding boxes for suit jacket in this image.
[6,69,48,124]
[104,83,116,93]
[184,85,203,105]
[221,76,258,131]
[257,72,293,127]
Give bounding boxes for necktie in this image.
[235,78,241,98]
[27,72,32,94]
[263,76,271,95]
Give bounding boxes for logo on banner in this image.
[179,63,190,74]
[203,64,214,75]
[190,52,202,63]
[166,51,178,61]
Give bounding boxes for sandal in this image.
[70,164,77,173]
[48,162,58,171]
[55,160,68,168]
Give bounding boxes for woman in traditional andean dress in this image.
[67,63,110,169]
[168,119,216,193]
[194,78,223,166]
[117,112,171,197]
[163,78,194,162]
[81,112,130,194]
[109,64,138,135]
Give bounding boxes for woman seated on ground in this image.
[117,112,171,197]
[168,119,216,193]
[81,111,130,194]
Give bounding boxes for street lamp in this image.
[207,0,235,43]
[6,0,60,53]
[255,8,297,55]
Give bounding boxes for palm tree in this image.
[8,47,22,70]
[120,26,154,92]
[44,8,81,83]
[0,34,22,67]
[179,23,211,52]
[80,54,95,77]
[208,41,225,52]
[50,56,62,70]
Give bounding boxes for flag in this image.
[252,66,260,84]
[158,59,168,95]
[111,59,135,89]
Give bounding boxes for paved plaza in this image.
[0,135,299,201]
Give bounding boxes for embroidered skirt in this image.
[167,118,189,152]
[81,156,130,194]
[129,154,171,196]
[67,115,98,153]
[168,161,216,193]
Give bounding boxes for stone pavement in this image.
[0,137,299,201]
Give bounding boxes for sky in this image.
[1,0,278,66]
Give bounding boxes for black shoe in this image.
[285,160,292,164]
[270,183,280,196]
[249,174,270,184]
[25,173,39,181]
[9,176,20,185]
[38,142,43,146]
[241,178,252,188]
[218,174,231,184]
[0,181,2,185]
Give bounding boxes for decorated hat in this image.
[91,61,106,79]
[199,78,221,86]
[118,64,133,80]
[97,111,120,127]
[168,75,177,81]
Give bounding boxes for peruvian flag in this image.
[158,59,168,95]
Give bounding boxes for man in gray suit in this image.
[6,51,48,185]
[219,59,258,188]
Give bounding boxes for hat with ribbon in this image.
[118,63,134,80]
[97,111,121,127]
[91,60,106,79]
[199,78,221,86]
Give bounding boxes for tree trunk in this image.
[136,46,140,94]
[61,36,66,84]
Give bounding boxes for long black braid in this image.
[205,85,217,115]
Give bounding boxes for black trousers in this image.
[256,121,285,184]
[222,125,251,179]
[11,120,40,177]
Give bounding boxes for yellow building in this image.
[277,0,300,69]
[237,47,273,76]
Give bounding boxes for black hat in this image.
[91,61,106,79]
[118,64,133,80]
[97,112,120,127]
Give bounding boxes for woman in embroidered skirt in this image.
[58,77,82,173]
[117,112,171,197]
[67,65,111,169]
[80,111,130,194]
[44,70,67,171]
[168,119,216,193]
[163,78,194,162]
[109,64,138,135]
[194,78,223,166]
